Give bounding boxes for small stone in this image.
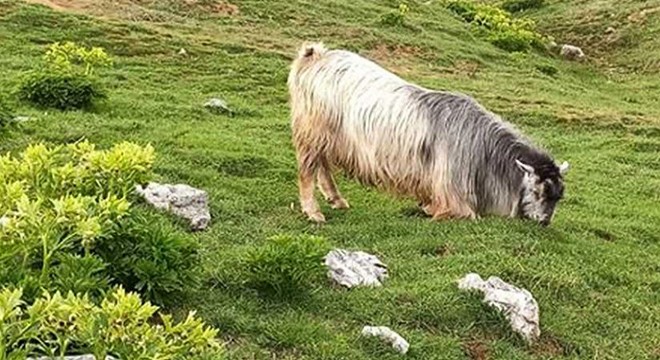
[13,116,31,122]
[136,182,211,231]
[458,273,540,343]
[325,249,388,288]
[361,326,409,354]
[178,48,188,56]
[559,44,585,61]
[204,97,232,114]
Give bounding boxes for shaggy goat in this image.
[288,43,569,226]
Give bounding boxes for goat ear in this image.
[515,159,535,174]
[559,161,569,175]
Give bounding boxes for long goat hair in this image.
[288,42,566,224]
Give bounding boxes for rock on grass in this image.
[361,326,410,354]
[204,97,232,115]
[458,273,540,343]
[136,182,211,231]
[325,249,388,288]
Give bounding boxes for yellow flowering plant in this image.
[0,287,222,359]
[0,141,153,299]
[44,41,113,76]
[446,0,548,52]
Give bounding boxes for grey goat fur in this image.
[288,42,568,225]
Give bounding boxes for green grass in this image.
[1,0,659,359]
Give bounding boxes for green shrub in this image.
[18,72,105,110]
[96,211,200,305]
[446,0,477,21]
[0,286,222,359]
[488,28,537,52]
[18,42,111,110]
[0,141,154,300]
[244,234,330,296]
[446,0,546,52]
[50,253,109,298]
[501,0,544,13]
[536,63,559,76]
[380,2,410,27]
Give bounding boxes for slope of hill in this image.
[1,0,659,359]
[531,0,660,72]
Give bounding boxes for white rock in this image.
[324,249,388,288]
[560,44,585,61]
[204,98,232,114]
[13,116,31,122]
[178,48,188,55]
[0,216,9,227]
[135,182,211,231]
[362,326,409,354]
[458,273,540,342]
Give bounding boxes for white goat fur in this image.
[288,42,566,223]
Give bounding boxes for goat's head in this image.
[516,159,569,226]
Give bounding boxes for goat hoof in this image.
[330,198,350,210]
[306,211,326,223]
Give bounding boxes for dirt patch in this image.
[23,0,95,11]
[462,340,490,360]
[532,335,564,356]
[367,43,429,75]
[370,43,424,60]
[530,333,577,357]
[24,0,157,20]
[452,60,480,78]
[23,0,240,19]
[183,0,239,16]
[628,6,660,23]
[211,2,239,16]
[652,347,660,359]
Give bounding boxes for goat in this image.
[288,42,569,226]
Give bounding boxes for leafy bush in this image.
[488,28,538,52]
[501,0,544,13]
[18,72,105,110]
[380,2,410,27]
[18,42,111,110]
[44,41,113,76]
[446,0,546,52]
[0,141,154,300]
[95,211,200,306]
[0,286,222,359]
[446,0,477,21]
[49,253,109,298]
[536,63,559,77]
[244,234,330,296]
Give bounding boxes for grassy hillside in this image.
[1,0,659,359]
[530,0,660,72]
